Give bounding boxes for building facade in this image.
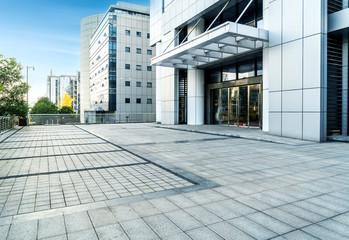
[150,0,349,142]
[84,2,156,123]
[46,72,80,113]
[80,14,104,122]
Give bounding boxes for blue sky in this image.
[0,0,149,105]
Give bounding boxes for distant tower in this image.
[80,14,103,123]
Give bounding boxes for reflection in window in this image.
[136,31,142,37]
[125,47,130,52]
[147,50,152,55]
[147,82,152,88]
[136,65,141,71]
[238,60,255,79]
[257,58,263,76]
[125,64,130,70]
[136,48,141,54]
[147,99,152,104]
[222,64,237,81]
[147,66,152,71]
[136,82,141,87]
[125,30,130,35]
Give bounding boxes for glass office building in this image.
[150,0,349,141]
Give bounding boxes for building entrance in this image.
[212,84,261,128]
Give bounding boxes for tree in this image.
[30,97,58,114]
[59,106,74,114]
[58,92,75,108]
[0,55,30,118]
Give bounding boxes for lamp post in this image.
[26,66,35,126]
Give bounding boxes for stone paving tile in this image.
[143,214,182,238]
[302,224,348,240]
[88,207,117,228]
[281,230,319,240]
[208,221,254,240]
[1,124,349,240]
[38,216,66,239]
[245,212,293,235]
[7,219,37,240]
[95,223,129,240]
[67,229,98,240]
[228,216,277,239]
[120,218,159,240]
[186,226,223,240]
[64,211,93,233]
[165,209,203,232]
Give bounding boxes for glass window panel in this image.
[222,64,237,81]
[238,60,255,79]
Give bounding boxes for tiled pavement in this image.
[0,123,349,239]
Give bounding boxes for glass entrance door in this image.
[249,84,260,127]
[239,86,248,127]
[229,87,239,126]
[211,84,261,128]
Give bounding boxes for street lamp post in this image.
[26,66,35,126]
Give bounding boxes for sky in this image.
[0,0,149,106]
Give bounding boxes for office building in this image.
[83,2,155,123]
[46,72,80,113]
[80,14,104,122]
[150,0,349,142]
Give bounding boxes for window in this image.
[147,50,152,55]
[222,65,237,81]
[136,82,141,87]
[109,41,116,54]
[125,30,130,35]
[125,81,130,86]
[147,33,150,39]
[136,31,142,37]
[125,47,130,52]
[147,99,152,104]
[136,98,141,104]
[125,98,130,103]
[147,66,152,71]
[109,25,116,37]
[147,82,152,88]
[238,60,255,79]
[125,64,130,70]
[136,48,141,54]
[136,65,141,71]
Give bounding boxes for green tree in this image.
[59,106,74,114]
[0,55,30,118]
[30,97,58,114]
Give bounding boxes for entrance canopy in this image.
[151,21,269,69]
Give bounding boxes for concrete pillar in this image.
[156,43,162,123]
[342,35,348,135]
[187,19,205,125]
[262,0,269,132]
[188,70,205,125]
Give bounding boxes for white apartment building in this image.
[46,72,80,113]
[83,2,156,123]
[150,0,349,142]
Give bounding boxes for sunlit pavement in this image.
[0,123,349,239]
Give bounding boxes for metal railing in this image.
[29,114,81,125]
[0,116,18,132]
[29,113,156,125]
[84,113,156,124]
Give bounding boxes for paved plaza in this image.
[0,124,349,239]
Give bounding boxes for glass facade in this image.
[206,56,262,128]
